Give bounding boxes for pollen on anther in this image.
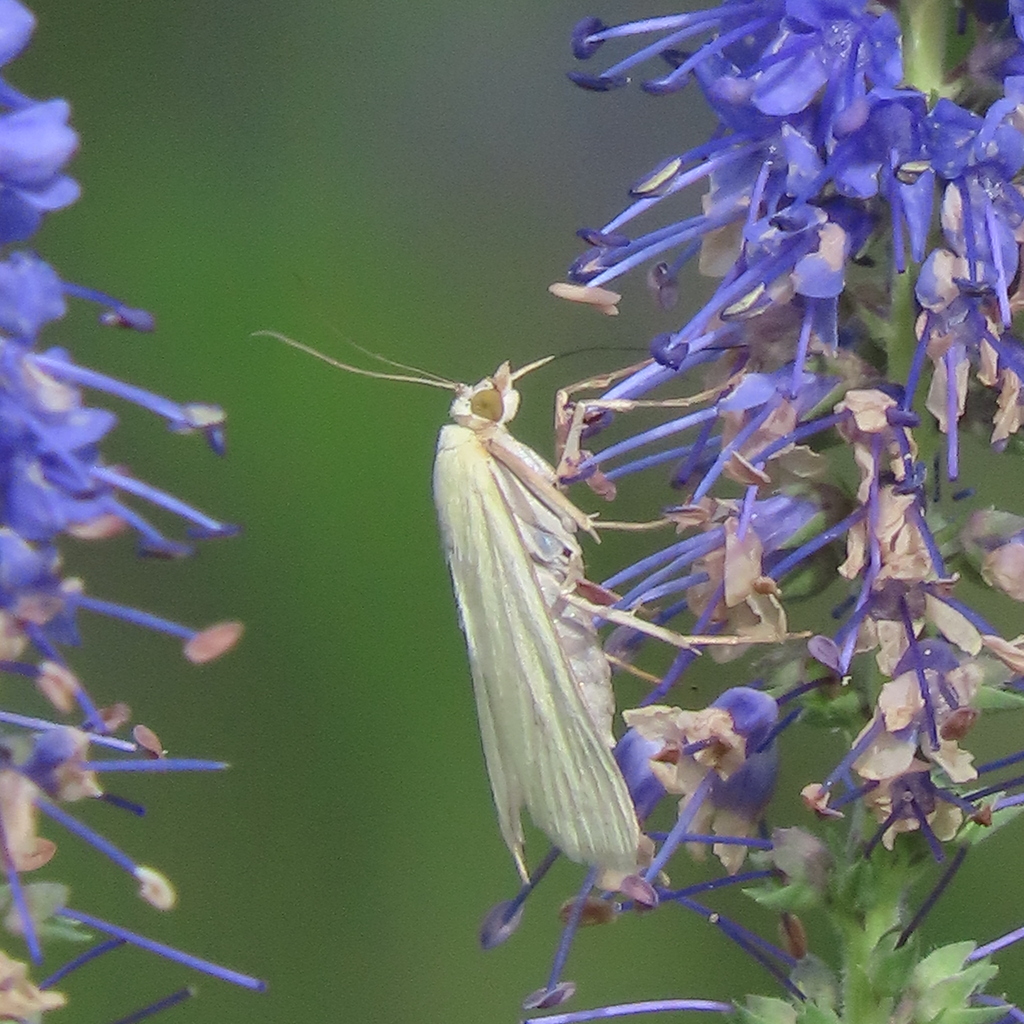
[548,281,622,315]
[522,981,576,1011]
[136,866,177,910]
[184,621,244,664]
[133,725,165,759]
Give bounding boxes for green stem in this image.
[886,268,917,388]
[902,0,951,97]
[838,866,907,1024]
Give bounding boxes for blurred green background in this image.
[5,1,1024,1022]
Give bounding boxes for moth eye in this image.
[470,387,504,422]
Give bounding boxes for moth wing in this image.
[484,438,616,746]
[434,424,638,875]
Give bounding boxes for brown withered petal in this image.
[54,763,103,802]
[0,612,27,662]
[15,837,56,873]
[836,388,896,434]
[801,783,845,819]
[993,369,1023,445]
[585,465,618,501]
[982,541,1024,602]
[35,661,80,714]
[0,773,41,869]
[724,450,772,486]
[925,594,982,655]
[981,634,1024,673]
[665,503,712,530]
[0,949,65,1017]
[723,518,764,609]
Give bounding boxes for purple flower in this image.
[0,2,77,244]
[490,3,1024,1022]
[0,1,262,1016]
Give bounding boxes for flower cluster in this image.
[0,0,263,1018]
[483,3,1024,1023]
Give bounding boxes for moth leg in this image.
[591,517,676,532]
[513,845,530,885]
[554,359,654,474]
[567,593,811,650]
[484,436,600,541]
[555,368,746,487]
[605,652,663,686]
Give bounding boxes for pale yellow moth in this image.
[255,333,640,881]
[435,362,639,880]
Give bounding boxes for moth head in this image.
[449,362,521,428]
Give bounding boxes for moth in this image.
[434,361,639,880]
[256,333,640,880]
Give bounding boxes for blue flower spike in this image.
[487,2,1024,1022]
[0,0,263,1017]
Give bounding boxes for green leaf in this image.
[973,687,1024,712]
[36,915,92,944]
[870,939,917,997]
[3,882,70,939]
[931,1005,1008,1024]
[744,879,821,912]
[912,941,975,988]
[791,956,839,1013]
[915,962,999,1023]
[739,995,798,1024]
[796,1001,841,1024]
[796,687,863,729]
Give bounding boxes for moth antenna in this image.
[341,337,452,384]
[285,279,455,384]
[253,331,456,390]
[511,355,557,382]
